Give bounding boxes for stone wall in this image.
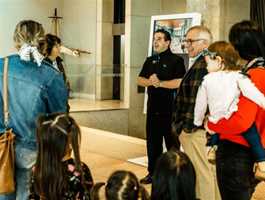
[186,0,250,41]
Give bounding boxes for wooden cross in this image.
[48,8,91,55]
[48,8,62,36]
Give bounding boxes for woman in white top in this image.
[194,41,265,179]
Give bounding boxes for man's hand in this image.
[204,117,215,135]
[149,74,160,87]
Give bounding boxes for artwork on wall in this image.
[148,13,202,56]
[141,13,202,113]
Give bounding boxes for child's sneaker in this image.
[254,161,265,181]
[207,146,217,164]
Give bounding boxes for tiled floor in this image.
[79,127,151,198]
[79,126,265,200]
[79,127,147,181]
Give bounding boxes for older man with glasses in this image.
[172,25,221,200]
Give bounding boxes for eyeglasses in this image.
[181,38,206,45]
[201,49,217,59]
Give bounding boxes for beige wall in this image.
[61,0,97,99]
[95,0,114,100]
[161,0,186,14]
[0,0,97,99]
[220,0,250,40]
[186,0,222,41]
[186,0,250,41]
[0,0,61,57]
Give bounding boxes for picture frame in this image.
[148,12,202,56]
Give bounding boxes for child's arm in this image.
[238,75,265,109]
[194,82,208,126]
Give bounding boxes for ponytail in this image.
[68,117,82,172]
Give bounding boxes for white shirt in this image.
[194,71,265,126]
[52,60,59,71]
[188,52,203,69]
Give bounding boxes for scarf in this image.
[18,43,44,66]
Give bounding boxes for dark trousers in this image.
[208,124,265,162]
[216,140,258,200]
[243,123,265,162]
[146,112,173,175]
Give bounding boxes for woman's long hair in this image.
[151,150,196,200]
[91,170,150,200]
[34,113,82,200]
[229,20,265,61]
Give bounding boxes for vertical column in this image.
[96,0,114,99]
[186,0,222,41]
[125,0,162,137]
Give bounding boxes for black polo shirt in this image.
[139,48,186,114]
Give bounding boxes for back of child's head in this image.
[151,150,196,200]
[34,112,82,200]
[91,170,149,200]
[208,41,242,71]
[44,33,62,56]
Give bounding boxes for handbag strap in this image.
[3,57,9,128]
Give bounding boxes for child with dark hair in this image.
[43,34,71,111]
[29,113,93,200]
[151,150,197,200]
[42,34,65,79]
[91,170,149,200]
[194,41,265,179]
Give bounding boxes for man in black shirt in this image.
[137,29,186,184]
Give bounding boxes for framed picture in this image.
[142,13,202,113]
[148,12,202,56]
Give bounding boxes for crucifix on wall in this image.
[49,8,62,36]
[48,8,91,56]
